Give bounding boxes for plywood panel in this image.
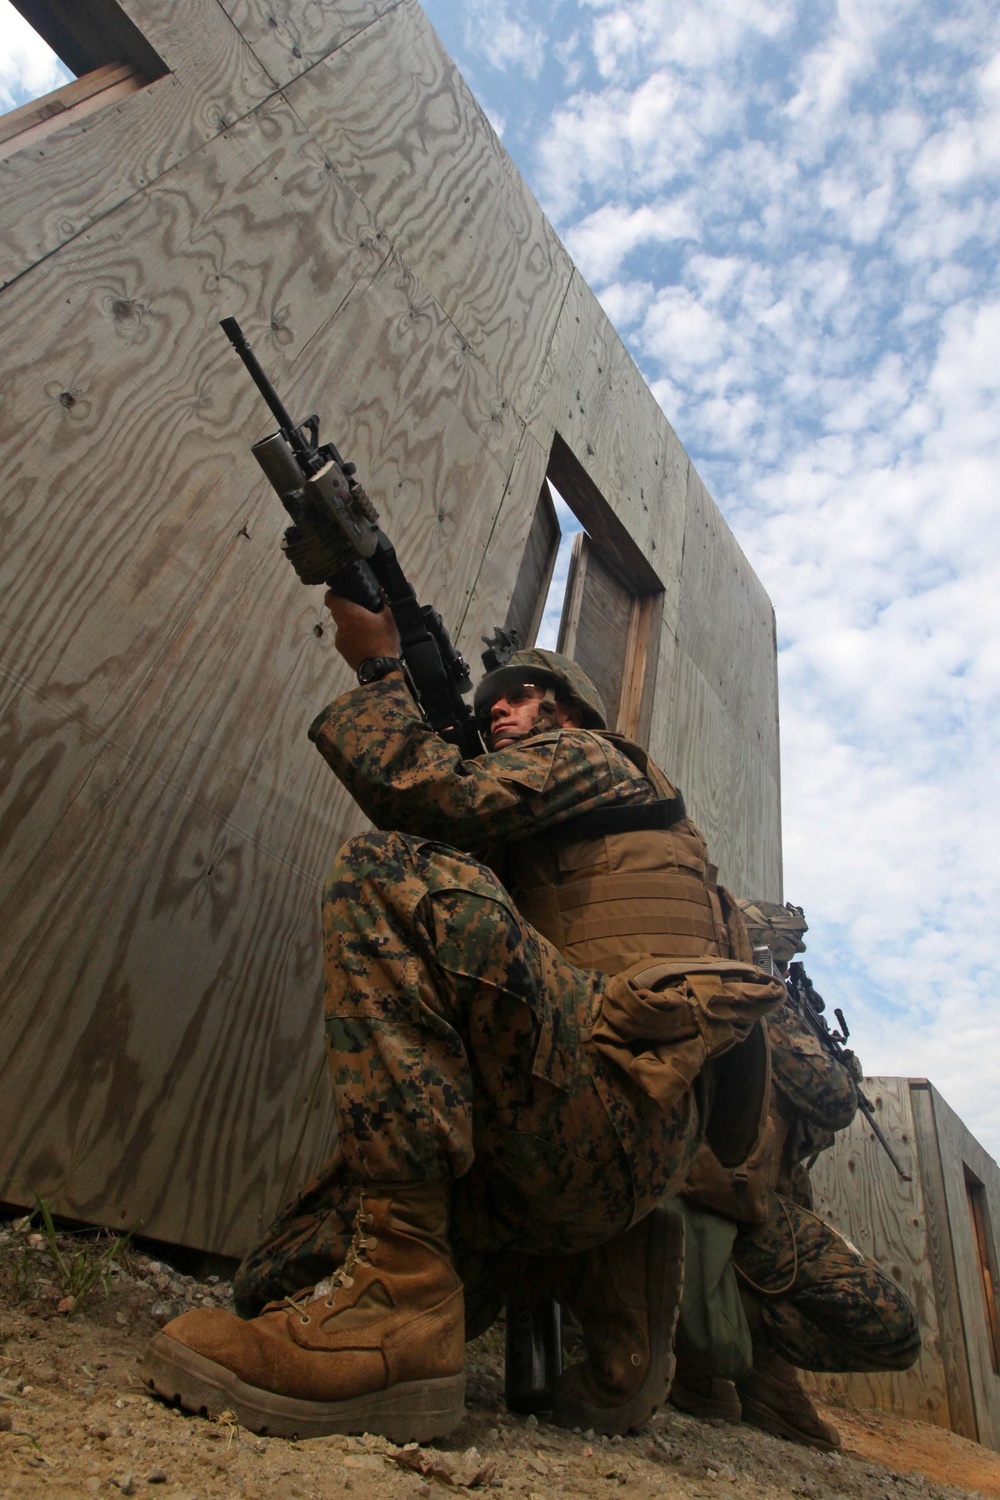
[0,245,523,1247]
[0,0,274,286]
[0,0,783,1259]
[808,1078,950,1427]
[910,1081,978,1440]
[456,426,552,662]
[675,464,779,755]
[929,1085,1000,1450]
[0,518,368,1252]
[664,650,781,900]
[284,0,573,405]
[0,98,386,739]
[666,463,781,899]
[0,745,331,1255]
[218,0,399,88]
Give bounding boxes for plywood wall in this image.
[0,0,780,1255]
[808,1079,1000,1450]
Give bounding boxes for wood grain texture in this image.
[927,1084,1000,1449]
[0,98,386,740]
[665,462,781,900]
[620,592,657,745]
[455,425,552,662]
[218,0,400,88]
[0,477,369,1253]
[0,0,275,287]
[910,1081,978,1439]
[0,64,143,157]
[0,201,521,1254]
[284,0,573,406]
[0,0,782,1256]
[807,1078,950,1428]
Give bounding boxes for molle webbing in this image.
[511,822,733,975]
[552,795,687,844]
[556,872,724,950]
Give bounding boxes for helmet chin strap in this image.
[524,688,561,739]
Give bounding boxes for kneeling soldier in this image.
[142,599,783,1441]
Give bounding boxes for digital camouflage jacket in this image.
[767,993,859,1204]
[309,672,657,851]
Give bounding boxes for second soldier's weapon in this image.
[220,317,491,757]
[786,962,912,1182]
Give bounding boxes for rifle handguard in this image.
[281,524,344,585]
[281,528,384,610]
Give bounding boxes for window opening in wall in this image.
[0,0,72,111]
[504,433,664,745]
[0,0,167,160]
[965,1164,1000,1374]
[535,484,580,651]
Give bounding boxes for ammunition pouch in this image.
[588,959,784,1121]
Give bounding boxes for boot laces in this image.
[325,1198,378,1302]
[274,1199,378,1323]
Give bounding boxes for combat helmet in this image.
[738,899,808,968]
[473,647,607,730]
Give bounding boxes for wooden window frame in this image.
[965,1165,1000,1374]
[503,432,664,743]
[503,479,561,651]
[0,0,167,160]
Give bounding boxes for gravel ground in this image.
[2,1213,999,1500]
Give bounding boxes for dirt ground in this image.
[3,1214,1000,1500]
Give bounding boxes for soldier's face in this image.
[487,682,582,749]
[488,682,548,749]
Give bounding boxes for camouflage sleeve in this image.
[768,996,859,1133]
[307,671,653,847]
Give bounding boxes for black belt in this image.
[554,795,687,843]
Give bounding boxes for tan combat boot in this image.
[141,1184,465,1442]
[670,1366,742,1422]
[737,1351,841,1450]
[553,1203,685,1435]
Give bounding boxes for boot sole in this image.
[553,1204,685,1436]
[141,1333,466,1443]
[739,1393,840,1451]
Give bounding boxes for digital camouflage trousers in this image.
[735,1192,921,1372]
[236,831,702,1315]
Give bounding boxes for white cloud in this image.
[460,0,548,80]
[565,200,698,283]
[0,0,72,111]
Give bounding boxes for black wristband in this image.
[357,656,403,685]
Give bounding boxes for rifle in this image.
[785,962,912,1182]
[220,317,496,758]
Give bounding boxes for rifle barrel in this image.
[858,1095,912,1181]
[221,317,300,438]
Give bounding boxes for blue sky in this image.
[2,1,998,1154]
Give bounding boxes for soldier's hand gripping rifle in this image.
[221,318,487,757]
[786,962,912,1182]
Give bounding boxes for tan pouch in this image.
[589,957,785,1117]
